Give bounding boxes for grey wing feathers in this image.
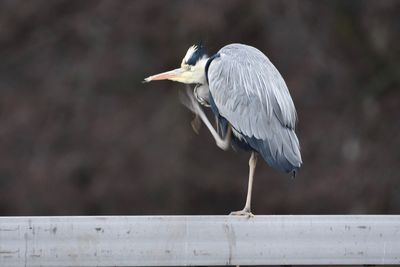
[208,43,302,172]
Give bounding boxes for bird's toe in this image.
[229,209,254,218]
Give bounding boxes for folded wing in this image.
[208,44,302,173]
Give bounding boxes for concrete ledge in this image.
[0,215,399,266]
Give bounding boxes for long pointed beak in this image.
[143,68,182,83]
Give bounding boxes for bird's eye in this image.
[190,66,195,71]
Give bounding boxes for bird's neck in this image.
[193,58,208,85]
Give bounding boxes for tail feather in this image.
[246,127,302,174]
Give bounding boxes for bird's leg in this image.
[192,100,232,150]
[230,152,258,217]
[215,116,219,133]
[180,85,231,150]
[216,124,232,150]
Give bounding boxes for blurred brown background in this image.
[0,0,399,216]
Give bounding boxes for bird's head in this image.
[144,44,208,85]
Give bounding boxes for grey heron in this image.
[144,43,302,216]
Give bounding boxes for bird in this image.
[144,43,302,217]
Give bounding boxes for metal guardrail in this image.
[0,215,399,266]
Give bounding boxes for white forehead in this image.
[182,45,198,63]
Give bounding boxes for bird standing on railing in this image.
[144,43,302,217]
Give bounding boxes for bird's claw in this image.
[229,209,254,218]
[191,115,201,134]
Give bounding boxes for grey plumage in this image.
[207,44,302,173]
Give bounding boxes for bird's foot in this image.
[229,208,254,218]
[191,114,201,134]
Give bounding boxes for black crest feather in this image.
[185,42,205,66]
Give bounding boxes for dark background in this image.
[0,0,399,216]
